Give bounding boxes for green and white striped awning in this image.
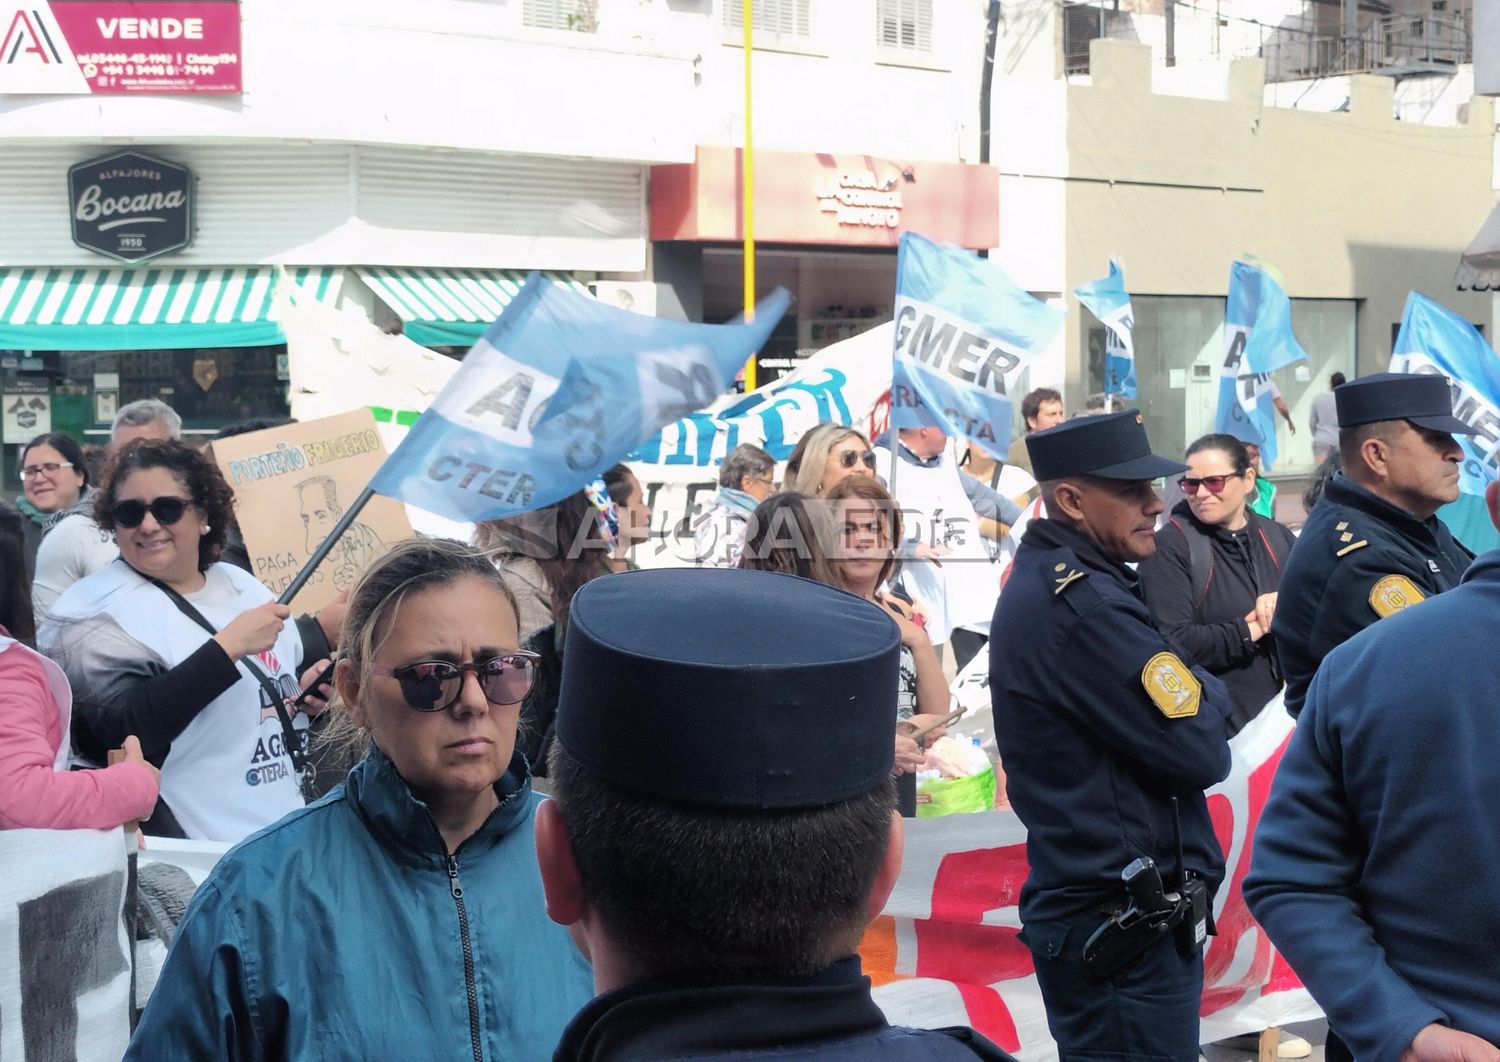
[357,267,588,347]
[0,266,341,351]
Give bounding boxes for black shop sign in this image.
[68,150,194,263]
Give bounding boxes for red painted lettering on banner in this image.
[911,845,1030,1051]
[1201,733,1296,1015]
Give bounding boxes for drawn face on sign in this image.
[297,477,342,554]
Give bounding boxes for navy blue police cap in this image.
[1335,372,1477,435]
[1026,408,1187,482]
[554,567,901,810]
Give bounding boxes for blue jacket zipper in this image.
[447,853,483,1062]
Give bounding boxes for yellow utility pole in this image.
[741,0,757,391]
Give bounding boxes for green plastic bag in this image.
[915,765,996,818]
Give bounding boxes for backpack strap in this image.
[1167,516,1215,607]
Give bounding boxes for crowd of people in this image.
[2,369,1497,1061]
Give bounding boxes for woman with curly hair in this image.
[39,440,327,841]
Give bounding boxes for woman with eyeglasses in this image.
[125,537,593,1061]
[786,423,877,497]
[16,432,89,575]
[38,439,337,841]
[1138,433,1297,735]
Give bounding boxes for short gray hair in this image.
[719,443,774,489]
[112,398,182,440]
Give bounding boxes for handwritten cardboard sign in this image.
[210,410,413,614]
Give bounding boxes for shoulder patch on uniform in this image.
[1141,652,1201,719]
[1049,559,1089,596]
[1369,574,1425,618]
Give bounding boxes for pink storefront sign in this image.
[0,1,242,94]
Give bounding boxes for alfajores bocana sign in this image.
[68,150,194,263]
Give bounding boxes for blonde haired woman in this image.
[786,424,877,497]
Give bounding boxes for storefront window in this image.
[1,345,288,493]
[1089,296,1356,477]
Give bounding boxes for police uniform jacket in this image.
[552,956,1015,1062]
[989,518,1234,926]
[1271,474,1473,717]
[1246,551,1500,1060]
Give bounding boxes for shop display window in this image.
[1,345,289,495]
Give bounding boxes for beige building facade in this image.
[996,38,1496,475]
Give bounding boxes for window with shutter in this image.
[524,0,597,32]
[876,0,932,52]
[723,0,813,39]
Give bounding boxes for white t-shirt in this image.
[32,513,119,616]
[41,562,307,842]
[876,446,1001,645]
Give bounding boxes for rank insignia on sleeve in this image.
[1369,574,1425,618]
[1141,652,1201,719]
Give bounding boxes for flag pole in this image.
[278,486,377,606]
[741,0,757,392]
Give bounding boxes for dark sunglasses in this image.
[112,496,193,529]
[1177,473,1242,496]
[839,450,878,470]
[370,652,540,712]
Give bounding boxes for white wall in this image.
[0,143,647,271]
[0,0,699,163]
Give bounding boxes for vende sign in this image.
[0,1,242,94]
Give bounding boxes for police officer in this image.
[536,567,1015,1062]
[1247,480,1500,1062]
[1272,372,1477,718]
[989,410,1234,1062]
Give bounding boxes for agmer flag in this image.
[892,232,1065,458]
[1390,291,1500,496]
[1216,260,1307,471]
[1075,260,1136,398]
[369,274,790,522]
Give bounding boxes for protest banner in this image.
[210,410,413,614]
[861,693,1322,1058]
[2,695,1317,1061]
[1075,260,1136,401]
[1216,260,1308,471]
[628,324,894,567]
[0,828,132,1062]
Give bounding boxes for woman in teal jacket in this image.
[127,538,594,1061]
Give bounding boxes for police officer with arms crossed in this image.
[536,567,1015,1062]
[1271,372,1477,718]
[989,410,1234,1062]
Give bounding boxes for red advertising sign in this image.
[0,1,241,94]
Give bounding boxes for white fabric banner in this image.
[3,697,1319,1061]
[0,828,132,1062]
[629,325,895,568]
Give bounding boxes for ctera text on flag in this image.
[368,274,790,523]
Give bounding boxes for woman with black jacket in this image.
[1139,434,1297,735]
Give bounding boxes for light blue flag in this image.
[891,232,1065,458]
[369,274,790,522]
[1075,260,1136,398]
[1215,260,1308,471]
[1390,291,1500,496]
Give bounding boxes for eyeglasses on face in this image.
[1178,473,1242,496]
[112,496,194,528]
[21,461,74,480]
[838,450,878,470]
[371,652,540,712]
